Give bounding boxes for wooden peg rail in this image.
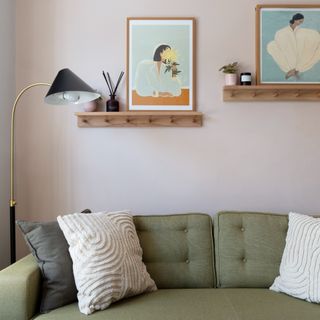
[75,112,203,127]
[223,85,320,101]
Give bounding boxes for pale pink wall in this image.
[0,0,15,268]
[14,0,320,259]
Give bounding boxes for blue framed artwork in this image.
[256,5,320,84]
[127,18,195,111]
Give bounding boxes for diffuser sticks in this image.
[102,71,124,97]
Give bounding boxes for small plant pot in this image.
[225,73,237,86]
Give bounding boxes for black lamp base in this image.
[10,205,16,264]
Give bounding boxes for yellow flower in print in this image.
[161,48,178,63]
[160,48,181,77]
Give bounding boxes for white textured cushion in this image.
[270,212,320,303]
[57,211,156,315]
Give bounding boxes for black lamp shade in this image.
[45,68,100,105]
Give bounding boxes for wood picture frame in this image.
[256,4,320,85]
[126,17,196,111]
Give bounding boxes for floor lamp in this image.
[10,68,100,264]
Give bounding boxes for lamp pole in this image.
[9,83,50,264]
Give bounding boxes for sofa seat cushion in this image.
[34,289,320,320]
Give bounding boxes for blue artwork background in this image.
[131,25,190,88]
[261,10,320,83]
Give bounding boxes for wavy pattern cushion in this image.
[57,211,156,315]
[270,212,320,303]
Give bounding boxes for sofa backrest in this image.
[134,213,215,289]
[214,211,288,288]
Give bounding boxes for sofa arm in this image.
[0,254,41,320]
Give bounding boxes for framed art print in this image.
[127,18,195,111]
[256,5,320,84]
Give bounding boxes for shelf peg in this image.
[295,90,301,97]
[273,91,279,97]
[252,90,257,98]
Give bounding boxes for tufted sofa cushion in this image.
[214,211,288,288]
[133,213,215,288]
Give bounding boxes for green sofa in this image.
[1,211,319,320]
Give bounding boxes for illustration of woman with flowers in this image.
[135,44,182,97]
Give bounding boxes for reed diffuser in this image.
[102,71,124,112]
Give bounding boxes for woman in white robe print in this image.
[267,13,320,79]
[135,44,182,97]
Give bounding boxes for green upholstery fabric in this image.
[133,213,215,288]
[214,211,288,288]
[0,255,41,320]
[34,289,320,320]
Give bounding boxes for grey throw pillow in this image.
[16,209,91,313]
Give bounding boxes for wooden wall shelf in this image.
[75,112,203,127]
[223,85,320,101]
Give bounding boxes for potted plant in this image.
[219,62,238,86]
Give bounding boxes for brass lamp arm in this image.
[10,82,51,207]
[8,69,99,264]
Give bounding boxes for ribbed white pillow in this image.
[57,211,156,315]
[270,212,320,303]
